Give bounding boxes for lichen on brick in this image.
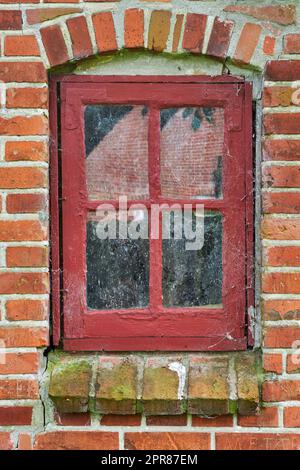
[142,358,187,415]
[47,352,261,417]
[235,352,261,416]
[48,357,92,413]
[94,357,138,414]
[188,356,230,416]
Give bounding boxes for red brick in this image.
[284,408,300,427]
[206,17,234,59]
[0,11,22,30]
[0,379,38,400]
[4,36,40,56]
[6,87,48,109]
[0,168,46,189]
[286,355,300,374]
[17,433,32,450]
[234,23,261,64]
[182,14,207,53]
[125,432,210,450]
[284,34,300,54]
[263,354,283,374]
[0,115,48,136]
[0,352,39,374]
[0,272,48,294]
[224,5,296,26]
[0,0,38,2]
[34,432,118,450]
[66,16,93,59]
[263,300,300,321]
[264,113,300,135]
[262,273,300,294]
[5,141,48,162]
[0,407,32,426]
[238,407,278,427]
[263,380,300,401]
[266,61,300,81]
[7,246,48,267]
[146,415,187,426]
[192,415,233,427]
[124,9,144,49]
[0,327,48,347]
[263,36,276,56]
[0,432,13,450]
[172,14,184,53]
[263,192,300,214]
[0,62,46,83]
[148,10,171,52]
[26,8,82,25]
[261,217,300,240]
[263,140,300,161]
[264,246,300,267]
[263,166,300,188]
[263,87,294,107]
[216,433,300,450]
[40,25,69,66]
[7,193,46,213]
[92,12,117,53]
[44,0,79,2]
[54,412,91,426]
[101,415,142,426]
[6,299,47,321]
[0,220,46,241]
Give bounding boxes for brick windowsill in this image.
[48,351,261,417]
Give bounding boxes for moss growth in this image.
[229,399,238,415]
[110,384,134,401]
[49,48,261,80]
[225,57,262,74]
[49,48,228,76]
[144,367,179,400]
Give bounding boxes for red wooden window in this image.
[50,76,253,351]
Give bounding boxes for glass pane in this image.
[160,107,224,199]
[163,211,222,307]
[84,105,149,200]
[86,211,149,309]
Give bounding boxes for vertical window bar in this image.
[148,105,163,310]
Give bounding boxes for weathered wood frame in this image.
[50,75,253,351]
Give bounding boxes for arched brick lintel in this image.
[35,9,271,71]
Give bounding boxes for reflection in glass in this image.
[163,211,222,307]
[84,105,149,200]
[160,107,224,199]
[86,212,149,309]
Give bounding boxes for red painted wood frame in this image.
[50,75,254,351]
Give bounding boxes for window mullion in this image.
[149,104,162,311]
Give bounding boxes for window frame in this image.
[50,75,254,351]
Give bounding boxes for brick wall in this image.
[0,0,300,450]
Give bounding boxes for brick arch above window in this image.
[27,9,276,70]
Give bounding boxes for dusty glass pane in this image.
[160,107,224,199]
[163,211,222,307]
[84,105,149,200]
[86,212,149,309]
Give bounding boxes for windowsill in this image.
[47,351,261,417]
